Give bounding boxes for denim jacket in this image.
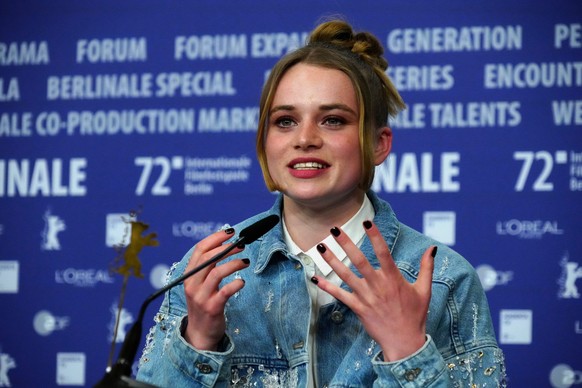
[137,192,506,387]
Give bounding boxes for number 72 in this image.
[513,151,554,192]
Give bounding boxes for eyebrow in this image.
[270,103,357,116]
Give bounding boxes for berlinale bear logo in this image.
[0,352,16,387]
[112,221,159,278]
[108,303,134,343]
[41,209,66,251]
[558,253,582,299]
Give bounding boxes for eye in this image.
[323,116,346,127]
[274,116,296,128]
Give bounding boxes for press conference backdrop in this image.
[0,0,580,386]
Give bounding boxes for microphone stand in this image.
[94,215,279,387]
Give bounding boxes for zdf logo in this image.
[33,310,69,336]
[476,264,513,291]
[550,364,582,388]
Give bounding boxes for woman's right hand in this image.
[182,228,250,351]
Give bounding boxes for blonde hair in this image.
[257,20,405,191]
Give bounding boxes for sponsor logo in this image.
[172,220,226,240]
[496,219,564,239]
[55,268,114,287]
[33,310,69,336]
[423,211,456,246]
[499,309,532,345]
[0,261,19,293]
[150,264,170,289]
[476,264,513,291]
[550,364,582,388]
[558,253,582,299]
[0,350,16,388]
[41,209,65,250]
[56,353,85,386]
[108,302,134,343]
[105,213,136,248]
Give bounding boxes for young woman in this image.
[137,20,506,387]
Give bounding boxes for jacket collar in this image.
[252,191,401,274]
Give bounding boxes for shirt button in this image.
[196,362,213,374]
[404,368,421,381]
[330,311,344,324]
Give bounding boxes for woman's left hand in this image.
[312,220,436,362]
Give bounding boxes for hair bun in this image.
[309,20,388,71]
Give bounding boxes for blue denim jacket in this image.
[137,192,506,387]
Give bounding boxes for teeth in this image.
[293,162,325,170]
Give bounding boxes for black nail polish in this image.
[363,220,372,230]
[330,227,341,237]
[224,227,235,234]
[316,243,326,254]
[237,242,245,249]
[242,258,250,264]
[310,276,319,285]
[431,246,438,258]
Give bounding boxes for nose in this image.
[294,122,322,150]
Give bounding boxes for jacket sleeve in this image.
[135,256,235,387]
[371,251,507,387]
[371,335,506,387]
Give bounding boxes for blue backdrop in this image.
[1,1,581,387]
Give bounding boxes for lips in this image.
[287,158,329,178]
[292,162,326,170]
[288,158,329,169]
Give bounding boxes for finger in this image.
[311,275,357,309]
[185,244,243,285]
[185,228,243,278]
[205,258,250,292]
[192,227,237,258]
[329,226,377,280]
[362,220,400,275]
[196,258,250,301]
[213,278,246,306]
[316,242,364,293]
[416,245,436,297]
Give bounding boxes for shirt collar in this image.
[283,195,375,276]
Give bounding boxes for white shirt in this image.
[282,196,375,387]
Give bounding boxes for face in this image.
[265,63,365,210]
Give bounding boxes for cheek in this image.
[264,138,276,163]
[264,136,281,173]
[264,132,285,158]
[337,137,361,158]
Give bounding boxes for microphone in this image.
[94,214,280,387]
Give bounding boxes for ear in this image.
[373,126,392,165]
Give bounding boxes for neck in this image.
[282,190,366,251]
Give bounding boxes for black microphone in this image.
[95,214,279,387]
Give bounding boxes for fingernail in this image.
[431,246,438,258]
[310,276,319,285]
[330,227,341,237]
[237,242,245,249]
[242,258,250,264]
[363,220,372,230]
[316,243,326,253]
[224,227,235,235]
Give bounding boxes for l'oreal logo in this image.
[496,219,564,239]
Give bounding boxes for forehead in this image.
[272,63,357,106]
